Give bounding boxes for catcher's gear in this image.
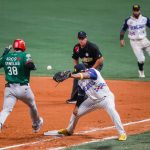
[13,39,26,51]
[53,71,71,82]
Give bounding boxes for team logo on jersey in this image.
[94,83,106,92]
[81,80,96,92]
[74,46,79,53]
[17,57,21,61]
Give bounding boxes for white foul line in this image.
[0,118,150,150]
[77,118,150,135]
[48,136,118,150]
[0,137,60,150]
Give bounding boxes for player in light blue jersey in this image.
[58,64,127,141]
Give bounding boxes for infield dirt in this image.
[0,76,150,149]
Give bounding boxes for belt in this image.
[5,83,29,87]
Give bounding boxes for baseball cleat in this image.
[118,134,127,141]
[138,70,145,78]
[58,128,72,136]
[32,117,43,133]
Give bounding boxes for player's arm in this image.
[146,17,150,28]
[25,61,36,70]
[73,59,79,66]
[92,57,104,69]
[0,57,3,68]
[0,45,12,58]
[120,18,129,47]
[72,45,79,66]
[92,45,104,69]
[71,68,97,80]
[0,45,12,68]
[24,53,36,70]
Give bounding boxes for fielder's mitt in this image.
[53,71,71,82]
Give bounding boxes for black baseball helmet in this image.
[77,31,87,39]
[73,64,86,73]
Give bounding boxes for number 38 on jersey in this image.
[7,66,18,75]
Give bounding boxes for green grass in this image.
[65,131,150,150]
[0,0,150,80]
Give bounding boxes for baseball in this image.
[47,65,52,70]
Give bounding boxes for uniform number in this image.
[7,66,18,75]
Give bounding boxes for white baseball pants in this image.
[67,93,125,135]
[130,37,150,63]
[0,84,40,126]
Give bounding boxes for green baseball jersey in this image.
[0,51,33,84]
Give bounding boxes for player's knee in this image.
[138,57,145,63]
[146,47,150,56]
[73,111,82,119]
[73,110,78,116]
[106,106,115,114]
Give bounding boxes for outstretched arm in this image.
[71,68,97,80]
[71,72,90,80]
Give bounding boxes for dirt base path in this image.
[0,76,150,149]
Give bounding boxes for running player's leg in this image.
[143,37,150,56]
[18,85,43,132]
[0,87,17,128]
[145,42,150,56]
[67,97,97,134]
[130,40,145,77]
[18,86,41,124]
[102,94,125,135]
[145,46,150,56]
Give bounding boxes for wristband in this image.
[79,73,83,80]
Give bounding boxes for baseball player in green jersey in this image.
[0,39,43,133]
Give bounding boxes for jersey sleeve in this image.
[0,57,3,68]
[88,68,98,80]
[72,45,79,60]
[146,17,150,28]
[24,53,32,63]
[93,44,103,59]
[24,53,36,70]
[120,18,129,32]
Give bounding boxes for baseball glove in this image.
[53,70,71,82]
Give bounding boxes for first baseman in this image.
[120,4,150,78]
[57,64,127,141]
[0,39,43,133]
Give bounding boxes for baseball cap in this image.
[73,64,86,73]
[132,4,140,11]
[77,31,87,39]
